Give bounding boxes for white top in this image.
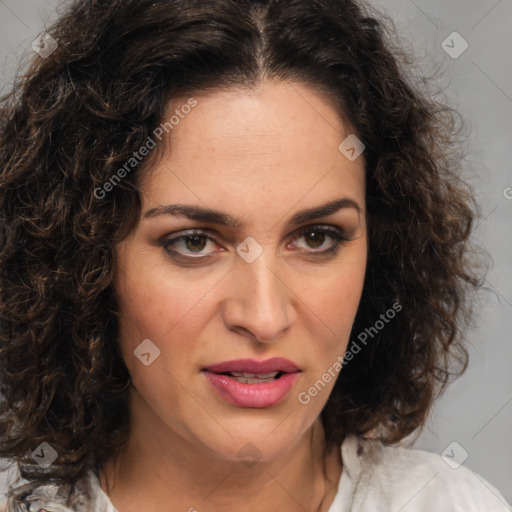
[2,435,511,511]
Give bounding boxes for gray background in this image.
[0,0,511,504]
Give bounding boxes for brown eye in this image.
[302,229,326,249]
[184,234,207,252]
[291,225,348,254]
[163,230,219,258]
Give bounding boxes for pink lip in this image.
[202,358,301,408]
[203,371,300,408]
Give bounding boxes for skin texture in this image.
[103,80,367,512]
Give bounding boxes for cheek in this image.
[307,253,366,332]
[318,271,364,319]
[114,249,220,381]
[115,250,205,336]
[304,251,367,367]
[295,265,365,408]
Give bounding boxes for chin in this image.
[194,417,309,465]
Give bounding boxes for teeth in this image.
[226,371,283,384]
[229,371,280,379]
[231,376,276,384]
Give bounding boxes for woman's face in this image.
[114,80,367,462]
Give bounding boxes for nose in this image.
[221,247,296,344]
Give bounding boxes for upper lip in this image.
[202,357,300,374]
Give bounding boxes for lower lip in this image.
[202,371,300,408]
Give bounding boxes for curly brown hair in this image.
[0,0,485,492]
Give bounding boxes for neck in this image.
[100,391,342,512]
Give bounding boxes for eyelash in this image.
[162,225,350,262]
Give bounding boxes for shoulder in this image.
[0,468,100,512]
[342,435,511,511]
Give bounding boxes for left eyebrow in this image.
[142,197,361,228]
[288,197,360,225]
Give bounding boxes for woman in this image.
[0,0,510,511]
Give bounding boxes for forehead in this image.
[138,80,365,222]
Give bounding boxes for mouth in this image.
[202,357,300,375]
[201,357,302,408]
[210,370,286,384]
